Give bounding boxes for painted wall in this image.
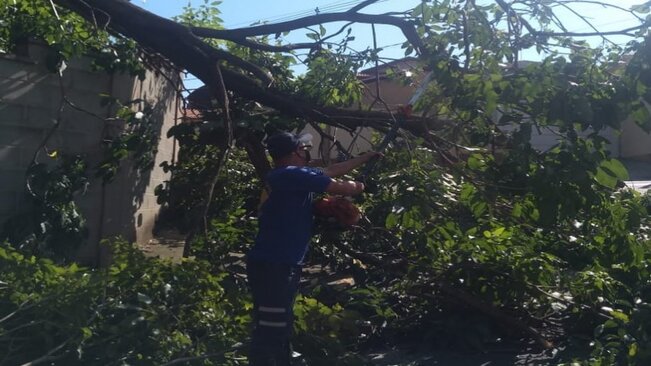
[619,117,651,160]
[304,60,421,161]
[0,41,180,263]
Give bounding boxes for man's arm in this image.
[324,151,382,178]
[326,180,365,196]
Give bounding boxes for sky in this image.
[138,0,421,55]
[133,0,646,90]
[137,0,422,90]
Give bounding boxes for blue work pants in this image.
[246,259,301,366]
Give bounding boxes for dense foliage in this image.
[0,239,249,365]
[3,0,651,365]
[3,150,651,364]
[0,0,146,76]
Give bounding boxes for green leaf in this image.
[599,159,629,181]
[603,319,618,329]
[594,167,618,189]
[484,81,498,115]
[404,45,414,55]
[492,227,506,237]
[631,101,651,132]
[385,213,399,229]
[80,327,93,340]
[471,201,487,217]
[610,310,629,323]
[467,154,487,171]
[629,342,638,357]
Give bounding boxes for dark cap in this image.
[266,132,312,159]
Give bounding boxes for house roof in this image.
[181,108,203,122]
[356,57,421,83]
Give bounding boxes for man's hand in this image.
[361,151,383,162]
[324,151,384,178]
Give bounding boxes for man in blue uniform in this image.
[247,131,380,365]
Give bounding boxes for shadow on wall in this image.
[0,40,179,265]
[94,74,178,265]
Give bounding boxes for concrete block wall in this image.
[0,41,180,262]
[619,117,651,159]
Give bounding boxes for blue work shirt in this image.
[248,166,332,265]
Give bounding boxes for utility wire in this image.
[226,0,389,28]
[228,0,361,27]
[569,18,642,33]
[272,1,369,23]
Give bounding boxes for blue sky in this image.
[136,0,643,43]
[138,0,422,61]
[137,0,422,89]
[134,0,644,90]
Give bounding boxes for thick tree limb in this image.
[226,38,319,53]
[187,74,445,134]
[222,21,355,53]
[53,0,272,85]
[53,0,438,135]
[494,0,538,37]
[205,47,273,85]
[190,12,426,56]
[239,132,271,183]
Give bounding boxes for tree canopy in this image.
[3,0,651,365]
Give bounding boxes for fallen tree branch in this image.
[54,0,273,86]
[434,284,554,349]
[19,338,71,366]
[222,21,355,53]
[327,232,408,272]
[190,12,426,56]
[53,0,441,136]
[307,121,353,162]
[322,229,554,350]
[223,38,319,53]
[0,299,34,324]
[160,349,237,366]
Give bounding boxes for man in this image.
[246,131,380,365]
